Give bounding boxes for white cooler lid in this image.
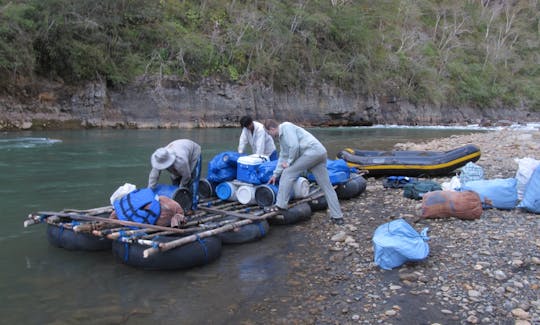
[237,154,269,165]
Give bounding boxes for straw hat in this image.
[151,147,175,170]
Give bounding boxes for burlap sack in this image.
[421,190,482,220]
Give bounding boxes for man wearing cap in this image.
[238,115,278,161]
[148,139,202,210]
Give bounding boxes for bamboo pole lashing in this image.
[141,231,181,239]
[92,226,134,237]
[24,213,55,227]
[99,228,155,240]
[73,221,121,233]
[72,222,99,233]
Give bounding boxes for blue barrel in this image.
[216,182,238,201]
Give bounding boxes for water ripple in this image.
[0,137,62,149]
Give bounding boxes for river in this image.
[0,126,482,324]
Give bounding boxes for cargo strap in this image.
[195,235,209,263]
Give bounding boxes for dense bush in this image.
[0,0,538,109]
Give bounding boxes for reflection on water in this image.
[0,127,483,324]
[237,255,273,282]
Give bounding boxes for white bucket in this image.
[236,184,257,205]
[292,177,310,199]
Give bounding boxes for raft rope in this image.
[129,231,149,239]
[116,230,130,262]
[123,242,129,262]
[257,222,266,237]
[195,234,209,263]
[152,236,161,249]
[57,224,64,242]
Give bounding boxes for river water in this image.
[0,127,481,324]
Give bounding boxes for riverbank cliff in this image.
[1,77,539,130]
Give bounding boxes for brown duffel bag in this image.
[421,190,482,220]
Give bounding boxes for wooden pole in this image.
[32,212,197,235]
[92,226,132,236]
[63,206,113,215]
[98,228,155,240]
[72,222,100,233]
[142,218,254,258]
[199,206,268,220]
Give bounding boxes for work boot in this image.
[331,217,345,225]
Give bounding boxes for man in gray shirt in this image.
[148,139,202,210]
[264,120,344,225]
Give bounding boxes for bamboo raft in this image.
[24,174,367,269]
[24,189,326,259]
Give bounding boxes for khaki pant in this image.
[276,144,343,219]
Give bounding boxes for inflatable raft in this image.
[337,144,481,177]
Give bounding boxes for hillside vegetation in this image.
[1,0,539,110]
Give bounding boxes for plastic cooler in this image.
[236,154,268,184]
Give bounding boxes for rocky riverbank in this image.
[248,128,540,324]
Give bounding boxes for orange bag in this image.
[421,190,482,220]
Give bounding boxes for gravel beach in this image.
[247,128,540,325]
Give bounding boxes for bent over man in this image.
[148,139,202,210]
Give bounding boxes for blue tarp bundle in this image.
[256,160,278,184]
[307,159,353,185]
[207,151,243,183]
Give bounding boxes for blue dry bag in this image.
[372,219,430,270]
[460,178,517,210]
[517,165,540,213]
